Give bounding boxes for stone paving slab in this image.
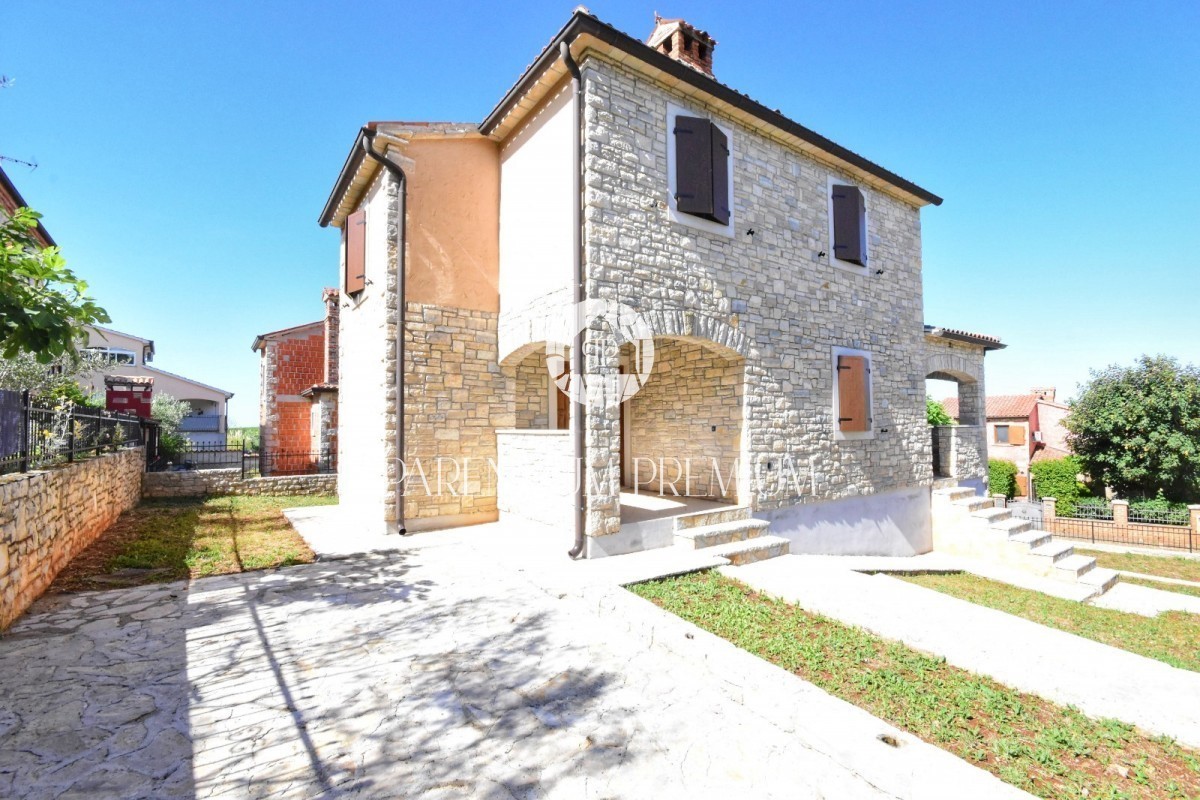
[728,555,1200,748]
[1,533,1032,799]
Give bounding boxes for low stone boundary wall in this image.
[142,468,336,498]
[0,447,144,629]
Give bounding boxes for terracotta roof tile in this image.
[939,393,1058,421]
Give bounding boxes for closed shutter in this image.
[831,184,866,265]
[345,207,367,295]
[837,355,870,432]
[674,115,714,218]
[709,124,730,224]
[1010,425,1026,446]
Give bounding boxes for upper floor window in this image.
[344,207,367,296]
[667,105,733,236]
[87,346,136,365]
[829,182,867,268]
[995,424,1025,446]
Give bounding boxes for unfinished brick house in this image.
[252,289,339,474]
[318,10,1001,558]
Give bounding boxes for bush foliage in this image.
[1067,355,1200,503]
[1029,456,1087,516]
[926,396,954,426]
[988,459,1019,498]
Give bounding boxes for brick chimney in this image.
[647,15,716,77]
[1031,386,1056,402]
[322,287,340,384]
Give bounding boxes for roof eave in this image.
[925,325,1006,351]
[479,11,943,207]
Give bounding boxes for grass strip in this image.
[629,570,1200,800]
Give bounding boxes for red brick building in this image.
[252,289,339,474]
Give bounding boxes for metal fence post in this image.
[66,405,75,463]
[19,389,30,473]
[240,441,246,480]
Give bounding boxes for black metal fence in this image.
[1045,514,1195,551]
[0,389,146,475]
[147,443,336,478]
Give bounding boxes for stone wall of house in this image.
[142,468,336,498]
[497,430,574,531]
[628,339,743,501]
[579,56,932,541]
[403,302,513,526]
[509,347,550,429]
[0,448,144,629]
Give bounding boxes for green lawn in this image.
[1077,548,1200,584]
[50,495,335,592]
[630,570,1200,799]
[901,572,1200,673]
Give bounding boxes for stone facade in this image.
[0,448,144,629]
[579,56,932,541]
[628,339,743,501]
[142,469,336,498]
[508,348,551,430]
[402,302,512,527]
[924,334,989,492]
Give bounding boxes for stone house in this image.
[943,387,1070,496]
[318,10,1000,557]
[251,289,340,473]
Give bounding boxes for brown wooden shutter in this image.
[1010,425,1026,446]
[709,124,730,225]
[831,184,866,265]
[837,355,869,432]
[345,207,367,295]
[674,115,713,218]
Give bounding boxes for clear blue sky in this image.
[3,1,1197,424]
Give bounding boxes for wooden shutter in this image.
[831,184,866,265]
[709,124,730,224]
[674,115,713,218]
[345,207,366,295]
[837,355,870,432]
[1010,425,1026,446]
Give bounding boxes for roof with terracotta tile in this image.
[1032,444,1073,463]
[940,393,1056,421]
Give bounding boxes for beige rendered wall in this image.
[1037,402,1071,452]
[987,420,1031,479]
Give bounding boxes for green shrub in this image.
[988,459,1019,498]
[1029,456,1088,516]
[926,396,954,426]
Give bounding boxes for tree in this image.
[152,393,192,459]
[1,207,109,362]
[1066,355,1200,502]
[0,348,109,402]
[927,396,954,426]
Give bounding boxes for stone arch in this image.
[638,309,749,359]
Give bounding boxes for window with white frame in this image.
[828,179,868,270]
[667,104,734,237]
[86,346,136,365]
[832,347,873,440]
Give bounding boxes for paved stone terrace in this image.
[0,530,1030,799]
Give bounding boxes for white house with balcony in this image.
[80,325,234,446]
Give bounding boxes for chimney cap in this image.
[647,14,717,76]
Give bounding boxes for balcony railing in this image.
[179,414,225,433]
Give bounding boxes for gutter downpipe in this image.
[362,129,409,535]
[562,40,586,560]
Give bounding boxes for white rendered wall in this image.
[757,486,932,556]
[498,83,576,359]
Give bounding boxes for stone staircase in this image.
[932,487,1119,599]
[672,505,789,566]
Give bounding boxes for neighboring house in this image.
[251,289,340,473]
[317,10,1001,556]
[80,326,234,446]
[942,387,1069,496]
[0,165,55,247]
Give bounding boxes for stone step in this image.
[991,518,1034,536]
[1078,567,1121,596]
[934,487,977,502]
[972,507,1011,523]
[711,535,790,566]
[1053,554,1097,580]
[954,497,994,512]
[675,519,769,549]
[673,505,752,531]
[1029,541,1074,564]
[1008,530,1052,550]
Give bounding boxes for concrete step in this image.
[711,535,790,566]
[934,487,977,502]
[971,507,1011,523]
[1053,554,1097,580]
[1079,567,1121,595]
[674,505,752,531]
[991,518,1034,536]
[954,497,994,512]
[1008,530,1052,550]
[675,519,769,549]
[1029,541,1074,564]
